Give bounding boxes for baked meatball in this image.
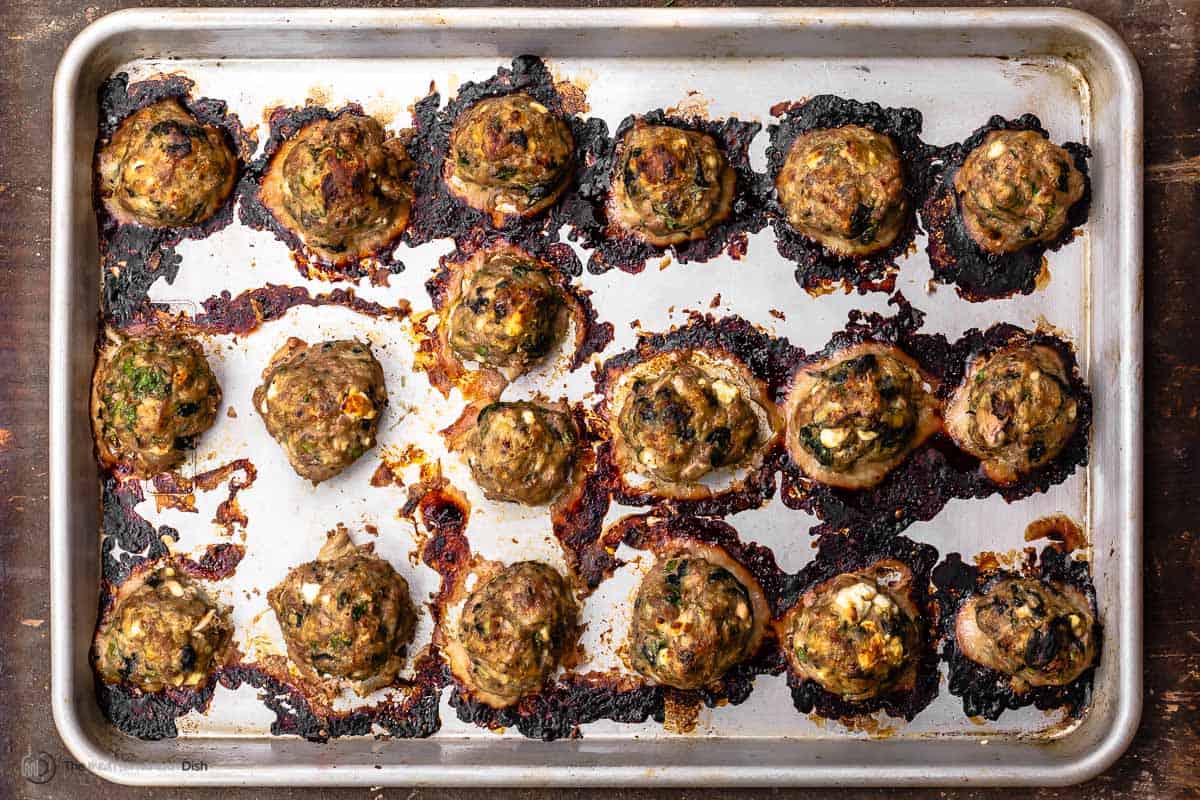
[781,567,920,701]
[448,562,577,707]
[94,565,231,692]
[444,93,575,224]
[630,546,767,689]
[268,528,416,692]
[776,125,907,257]
[253,338,387,484]
[945,345,1079,484]
[261,113,413,261]
[615,355,762,484]
[97,98,237,228]
[446,248,566,372]
[954,129,1085,255]
[956,577,1096,688]
[784,343,940,490]
[92,334,222,476]
[465,401,578,505]
[609,122,736,247]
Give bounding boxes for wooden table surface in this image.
[2,1,1196,798]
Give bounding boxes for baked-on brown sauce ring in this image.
[765,95,928,296]
[932,545,1101,720]
[921,114,1091,302]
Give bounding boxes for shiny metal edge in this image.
[49,6,1143,787]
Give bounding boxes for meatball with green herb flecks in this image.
[465,401,578,505]
[262,112,414,262]
[629,549,766,689]
[97,98,237,228]
[609,122,736,247]
[94,565,231,692]
[776,125,907,257]
[449,562,577,707]
[254,338,387,484]
[783,342,940,490]
[444,93,575,225]
[268,528,416,693]
[954,129,1085,255]
[92,334,222,476]
[446,248,566,372]
[945,344,1079,484]
[956,577,1096,688]
[781,566,920,701]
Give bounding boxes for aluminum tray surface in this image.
[50,8,1142,787]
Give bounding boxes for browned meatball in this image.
[465,401,578,505]
[608,122,736,247]
[91,334,222,476]
[629,545,766,689]
[784,343,941,490]
[956,577,1096,688]
[253,339,387,484]
[954,129,1085,254]
[268,528,416,693]
[261,113,413,261]
[94,565,231,692]
[615,356,762,484]
[446,247,566,372]
[448,562,576,707]
[776,125,907,257]
[444,93,575,224]
[945,345,1079,484]
[781,566,920,701]
[97,98,237,228]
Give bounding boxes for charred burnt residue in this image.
[101,473,180,586]
[95,675,217,741]
[765,96,932,295]
[449,673,662,741]
[593,313,798,519]
[188,284,410,336]
[549,410,619,589]
[97,73,254,327]
[218,653,444,742]
[921,114,1092,302]
[403,55,610,250]
[178,543,245,581]
[576,110,769,274]
[778,295,1091,535]
[235,104,409,284]
[932,546,1101,720]
[778,532,941,722]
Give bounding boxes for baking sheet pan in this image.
[50,7,1142,787]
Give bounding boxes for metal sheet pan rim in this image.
[49,6,1143,787]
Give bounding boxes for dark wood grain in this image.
[2,1,1197,798]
